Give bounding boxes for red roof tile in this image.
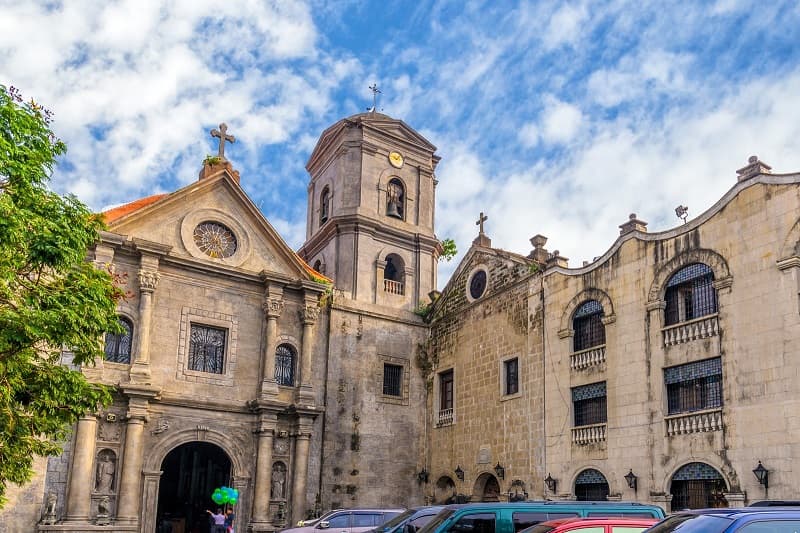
[102,194,168,223]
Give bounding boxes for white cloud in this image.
[543,3,588,50]
[541,97,583,144]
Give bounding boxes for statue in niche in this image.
[95,450,116,493]
[271,462,286,499]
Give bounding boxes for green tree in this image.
[0,85,119,506]
[439,237,457,261]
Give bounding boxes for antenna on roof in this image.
[675,205,688,224]
[367,83,382,113]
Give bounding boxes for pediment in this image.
[107,172,314,281]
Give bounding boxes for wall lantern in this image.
[455,465,465,481]
[544,473,557,493]
[418,468,429,484]
[624,469,638,491]
[753,461,769,489]
[494,463,505,480]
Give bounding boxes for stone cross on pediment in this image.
[476,212,488,235]
[211,123,235,160]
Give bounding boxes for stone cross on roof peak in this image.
[211,123,235,160]
[476,212,488,234]
[473,212,492,247]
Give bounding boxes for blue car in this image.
[645,508,800,532]
[373,506,446,533]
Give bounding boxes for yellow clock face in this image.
[388,151,404,168]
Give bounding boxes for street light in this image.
[494,463,505,480]
[544,473,557,493]
[418,468,429,484]
[753,461,769,489]
[624,469,638,491]
[455,465,464,481]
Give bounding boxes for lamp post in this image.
[494,463,505,480]
[455,465,464,482]
[544,473,557,494]
[753,461,769,489]
[418,468,429,484]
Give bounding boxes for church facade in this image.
[1,112,799,533]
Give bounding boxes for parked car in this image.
[644,508,800,532]
[522,517,658,533]
[418,501,666,533]
[282,509,406,533]
[373,507,447,533]
[748,500,800,507]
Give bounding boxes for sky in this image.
[2,0,800,286]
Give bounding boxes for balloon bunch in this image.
[212,486,239,506]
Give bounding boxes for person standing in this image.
[207,508,226,533]
[225,507,235,533]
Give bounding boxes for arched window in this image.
[572,300,605,351]
[383,253,405,295]
[386,178,405,219]
[104,316,133,364]
[670,462,728,510]
[319,186,330,226]
[665,263,717,326]
[574,469,609,501]
[274,344,296,386]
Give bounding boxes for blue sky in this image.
[2,0,800,285]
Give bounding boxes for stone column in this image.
[116,387,158,524]
[291,422,313,524]
[260,285,284,399]
[251,415,277,530]
[296,299,319,405]
[64,414,98,522]
[129,268,160,383]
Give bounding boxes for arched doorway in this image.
[670,462,728,511]
[156,442,232,533]
[574,469,609,501]
[472,473,501,502]
[434,476,456,504]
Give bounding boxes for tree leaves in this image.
[0,85,117,506]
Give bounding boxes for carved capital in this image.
[138,269,160,292]
[302,304,319,325]
[263,297,285,318]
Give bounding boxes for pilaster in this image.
[250,414,278,532]
[63,415,98,523]
[295,297,319,407]
[129,253,161,384]
[260,282,285,400]
[290,418,314,524]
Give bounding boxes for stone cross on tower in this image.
[211,123,235,160]
[476,212,488,234]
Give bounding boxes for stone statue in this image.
[96,495,111,525]
[41,492,57,524]
[95,451,116,493]
[271,464,286,499]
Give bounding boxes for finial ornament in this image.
[368,83,381,112]
[210,123,236,160]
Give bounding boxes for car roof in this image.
[540,517,658,527]
[441,501,659,510]
[672,508,800,520]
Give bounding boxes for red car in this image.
[521,517,659,533]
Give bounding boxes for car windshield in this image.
[376,510,417,533]
[645,514,733,533]
[417,509,456,533]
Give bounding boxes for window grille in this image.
[188,324,226,374]
[572,300,605,351]
[665,358,722,415]
[275,344,296,386]
[383,363,403,396]
[665,263,717,325]
[572,382,607,426]
[104,317,133,364]
[504,358,519,395]
[670,463,727,510]
[440,370,454,410]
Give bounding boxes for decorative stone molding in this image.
[662,314,719,347]
[777,256,800,271]
[558,288,616,334]
[665,408,723,436]
[137,269,160,292]
[570,345,606,371]
[264,297,285,318]
[302,304,319,325]
[571,423,606,445]
[647,248,731,304]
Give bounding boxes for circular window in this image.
[193,221,238,258]
[468,269,488,300]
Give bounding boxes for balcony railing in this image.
[570,345,606,370]
[384,279,404,295]
[662,314,719,347]
[436,408,454,427]
[572,423,606,445]
[665,408,723,436]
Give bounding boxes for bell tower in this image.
[298,112,441,311]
